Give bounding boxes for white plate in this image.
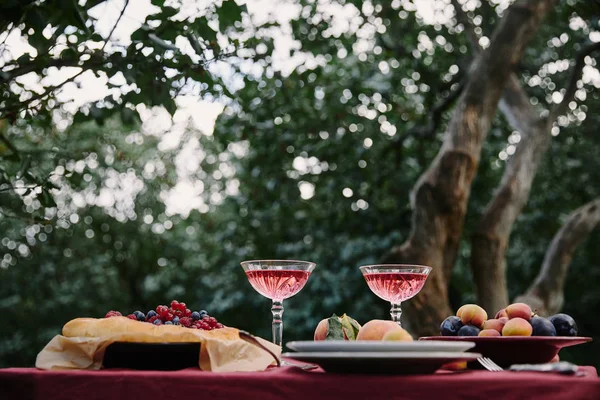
[282,351,481,374]
[286,340,475,353]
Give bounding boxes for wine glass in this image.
[360,264,432,327]
[241,260,316,347]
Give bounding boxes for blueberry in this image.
[440,316,463,336]
[549,314,578,336]
[164,321,173,325]
[191,311,201,321]
[133,311,146,321]
[172,316,180,325]
[530,316,557,336]
[457,325,480,336]
[153,319,163,325]
[147,310,157,318]
[199,310,208,318]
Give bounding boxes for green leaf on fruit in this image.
[340,314,361,341]
[324,314,344,340]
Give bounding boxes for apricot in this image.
[499,317,509,323]
[382,327,413,342]
[314,319,329,341]
[495,309,508,319]
[456,305,469,318]
[505,303,533,321]
[441,361,467,371]
[356,320,403,341]
[482,318,506,333]
[502,317,533,336]
[479,329,501,337]
[458,304,487,328]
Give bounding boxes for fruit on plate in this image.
[530,316,557,336]
[457,325,480,336]
[104,300,224,331]
[479,329,501,337]
[440,316,463,336]
[314,313,361,340]
[505,303,533,321]
[549,314,578,336]
[502,317,533,336]
[457,304,487,328]
[482,318,506,334]
[382,327,413,342]
[356,319,406,341]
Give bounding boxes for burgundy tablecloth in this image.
[1,365,599,400]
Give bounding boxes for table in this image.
[1,365,599,400]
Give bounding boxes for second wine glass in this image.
[241,259,316,347]
[360,264,431,326]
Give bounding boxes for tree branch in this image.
[383,0,558,335]
[550,41,600,120]
[515,197,600,315]
[101,0,129,51]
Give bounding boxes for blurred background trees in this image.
[1,0,599,367]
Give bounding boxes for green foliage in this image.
[1,0,600,369]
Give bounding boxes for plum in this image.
[549,314,578,337]
[440,316,463,336]
[530,316,557,336]
[457,325,481,337]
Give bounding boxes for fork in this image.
[477,357,503,371]
[477,358,584,376]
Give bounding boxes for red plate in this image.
[419,336,592,367]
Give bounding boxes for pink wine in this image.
[245,270,311,301]
[363,272,428,304]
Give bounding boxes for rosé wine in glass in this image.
[241,260,316,348]
[360,265,432,327]
[245,269,311,302]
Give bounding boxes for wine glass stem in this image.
[390,302,402,326]
[271,300,284,347]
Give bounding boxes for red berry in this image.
[105,311,122,318]
[199,322,211,330]
[170,300,179,309]
[184,308,192,317]
[163,312,174,322]
[178,302,187,311]
[126,314,137,320]
[148,315,159,323]
[179,317,192,327]
[215,323,224,329]
[156,305,168,316]
[206,317,217,327]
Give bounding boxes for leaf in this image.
[324,314,344,340]
[217,0,244,29]
[39,190,57,208]
[340,314,361,340]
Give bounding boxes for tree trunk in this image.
[383,0,558,336]
[515,198,600,315]
[471,41,600,315]
[472,77,552,316]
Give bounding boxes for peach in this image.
[458,304,487,328]
[456,304,469,318]
[382,327,413,342]
[441,361,467,371]
[499,317,509,324]
[314,319,329,341]
[356,320,403,341]
[505,303,533,321]
[479,329,501,337]
[495,309,508,319]
[314,314,361,340]
[482,319,506,333]
[502,317,533,336]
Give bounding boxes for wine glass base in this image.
[280,359,319,370]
